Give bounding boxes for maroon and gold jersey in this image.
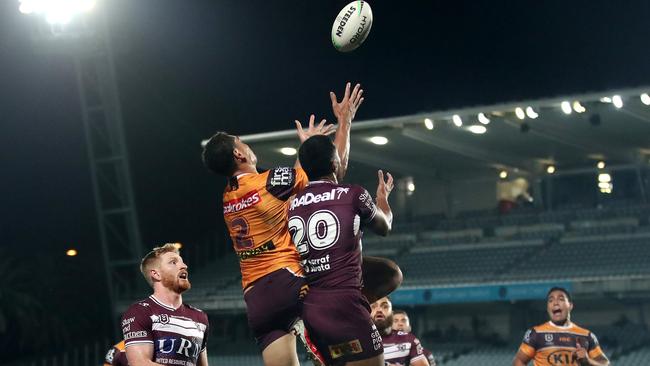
[121,296,209,366]
[104,340,128,366]
[518,321,605,366]
[222,167,308,289]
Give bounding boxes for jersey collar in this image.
[548,320,573,329]
[150,295,179,311]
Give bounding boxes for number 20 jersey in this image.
[288,180,378,289]
[222,167,308,289]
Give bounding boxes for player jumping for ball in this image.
[288,134,399,366]
[202,83,363,366]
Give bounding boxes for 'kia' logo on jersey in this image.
[223,191,261,214]
[547,350,575,365]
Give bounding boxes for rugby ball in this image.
[331,1,373,52]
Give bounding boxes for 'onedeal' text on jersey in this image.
[223,167,308,289]
[287,181,377,289]
[518,321,605,366]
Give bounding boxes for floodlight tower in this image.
[18,0,145,323]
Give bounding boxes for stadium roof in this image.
[208,86,650,183]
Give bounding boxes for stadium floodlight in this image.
[641,93,650,106]
[572,101,586,113]
[515,107,526,120]
[66,249,78,257]
[452,114,463,127]
[424,118,434,130]
[477,112,490,125]
[369,136,388,145]
[597,161,606,169]
[612,95,623,109]
[407,182,415,192]
[18,0,96,25]
[466,125,487,134]
[561,101,572,115]
[598,173,611,183]
[525,106,539,119]
[546,165,556,174]
[499,170,508,179]
[279,147,297,156]
[600,97,612,103]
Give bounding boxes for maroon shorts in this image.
[243,268,307,351]
[301,287,383,365]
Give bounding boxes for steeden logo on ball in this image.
[331,1,374,52]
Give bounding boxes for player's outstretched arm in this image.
[368,170,394,236]
[125,344,165,366]
[294,114,336,169]
[330,82,364,181]
[512,350,531,366]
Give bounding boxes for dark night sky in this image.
[1,0,649,350]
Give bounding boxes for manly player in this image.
[104,340,128,366]
[288,134,396,366]
[512,287,609,366]
[121,243,209,366]
[202,83,363,366]
[392,310,436,366]
[371,297,429,366]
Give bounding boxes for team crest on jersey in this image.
[159,314,170,324]
[545,334,554,343]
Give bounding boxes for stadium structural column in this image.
[73,2,146,331]
[25,1,145,337]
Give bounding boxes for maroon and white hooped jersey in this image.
[121,295,209,366]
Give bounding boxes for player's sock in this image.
[290,318,326,366]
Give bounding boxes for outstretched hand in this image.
[376,170,394,202]
[295,114,336,143]
[330,82,364,124]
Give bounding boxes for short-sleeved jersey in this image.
[287,181,377,289]
[518,321,605,366]
[104,340,128,366]
[222,167,309,289]
[382,330,427,366]
[423,348,436,366]
[121,296,209,366]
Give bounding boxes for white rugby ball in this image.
[331,1,373,52]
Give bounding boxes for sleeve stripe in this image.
[124,340,154,348]
[588,347,604,359]
[363,206,378,223]
[519,343,536,357]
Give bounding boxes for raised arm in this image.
[368,170,394,236]
[294,114,336,169]
[330,82,364,181]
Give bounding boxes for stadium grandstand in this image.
[26,87,643,366]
